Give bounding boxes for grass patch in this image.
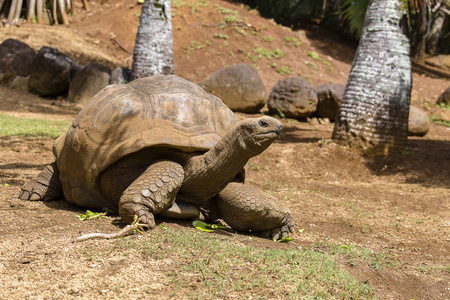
[85,227,374,299]
[285,36,302,47]
[430,115,450,127]
[0,113,71,138]
[213,33,229,40]
[276,65,292,75]
[252,46,284,60]
[183,40,207,54]
[317,243,398,270]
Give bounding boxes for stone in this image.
[314,83,345,121]
[437,87,450,106]
[110,67,131,85]
[68,64,111,105]
[199,63,267,113]
[268,76,318,119]
[408,105,429,137]
[0,39,36,84]
[28,47,76,96]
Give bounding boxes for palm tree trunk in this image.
[7,0,17,25]
[27,0,36,22]
[131,0,174,80]
[36,0,42,24]
[332,0,411,156]
[426,10,445,55]
[57,0,69,24]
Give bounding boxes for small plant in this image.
[189,3,197,14]
[248,162,260,170]
[309,62,316,68]
[437,102,450,110]
[261,36,274,43]
[183,40,206,55]
[308,51,322,61]
[216,5,237,15]
[234,27,247,36]
[213,33,229,40]
[285,36,301,47]
[253,46,284,60]
[276,66,292,75]
[173,0,184,7]
[429,115,450,127]
[197,0,208,7]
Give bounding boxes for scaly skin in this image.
[118,160,184,228]
[214,181,294,240]
[19,162,62,201]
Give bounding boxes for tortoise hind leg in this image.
[215,181,294,240]
[19,161,63,201]
[119,160,184,228]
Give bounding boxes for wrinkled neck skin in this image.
[179,125,259,204]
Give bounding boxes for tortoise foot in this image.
[118,160,184,227]
[261,215,295,240]
[19,162,62,201]
[215,181,294,240]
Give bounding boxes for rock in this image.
[28,47,76,96]
[268,76,318,119]
[437,87,450,106]
[110,67,131,85]
[0,39,36,84]
[314,83,345,121]
[408,106,429,137]
[199,63,267,113]
[68,64,111,105]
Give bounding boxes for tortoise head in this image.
[235,116,282,155]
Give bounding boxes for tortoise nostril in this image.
[259,120,269,128]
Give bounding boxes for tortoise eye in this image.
[259,120,269,127]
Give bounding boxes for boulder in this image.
[268,76,318,119]
[0,39,36,84]
[314,83,345,121]
[28,47,76,97]
[199,63,267,113]
[68,64,111,105]
[437,87,450,106]
[110,67,131,85]
[408,105,429,137]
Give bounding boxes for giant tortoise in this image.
[19,75,294,239]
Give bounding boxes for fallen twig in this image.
[74,216,148,242]
[110,33,133,55]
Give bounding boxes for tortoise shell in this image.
[54,75,236,207]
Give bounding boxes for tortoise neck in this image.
[179,126,250,203]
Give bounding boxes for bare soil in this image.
[0,0,449,299]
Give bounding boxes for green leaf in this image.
[160,224,168,230]
[192,220,215,232]
[277,237,293,243]
[4,183,10,187]
[276,108,286,119]
[102,207,117,215]
[77,210,107,221]
[211,223,228,230]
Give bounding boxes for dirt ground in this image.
[0,0,449,299]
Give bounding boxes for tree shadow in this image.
[363,138,450,189]
[276,123,332,144]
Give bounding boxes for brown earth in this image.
[0,0,449,299]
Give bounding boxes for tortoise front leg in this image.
[119,160,184,228]
[215,181,294,240]
[19,161,63,201]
